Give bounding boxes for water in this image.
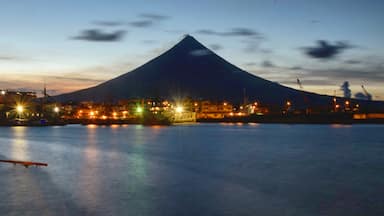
[0,123,383,216]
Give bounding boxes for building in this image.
[196,101,234,119]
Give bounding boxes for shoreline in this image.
[1,115,384,127]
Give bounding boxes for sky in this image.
[0,0,383,99]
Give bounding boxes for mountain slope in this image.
[54,35,383,110]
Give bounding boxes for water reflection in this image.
[331,124,353,128]
[77,125,101,212]
[11,127,29,160]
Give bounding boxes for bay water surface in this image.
[0,123,383,216]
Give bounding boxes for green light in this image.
[136,107,143,113]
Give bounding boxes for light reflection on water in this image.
[11,127,29,161]
[0,124,384,216]
[78,125,101,210]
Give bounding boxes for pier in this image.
[0,159,48,168]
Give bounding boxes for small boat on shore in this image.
[141,112,172,126]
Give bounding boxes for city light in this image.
[286,101,291,106]
[176,106,183,113]
[16,105,24,113]
[136,107,143,113]
[53,106,60,113]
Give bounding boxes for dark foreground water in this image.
[0,123,383,216]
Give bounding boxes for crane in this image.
[296,78,311,114]
[297,78,303,89]
[361,85,372,101]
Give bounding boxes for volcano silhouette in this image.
[54,35,383,109]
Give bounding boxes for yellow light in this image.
[223,102,227,106]
[113,112,117,116]
[194,102,198,106]
[176,106,183,113]
[286,101,291,106]
[16,105,24,113]
[102,115,107,120]
[53,107,59,113]
[1,90,5,95]
[335,104,340,108]
[254,102,258,106]
[90,111,95,116]
[345,101,350,105]
[136,107,143,113]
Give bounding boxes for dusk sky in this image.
[1,0,383,99]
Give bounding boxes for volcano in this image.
[54,35,384,110]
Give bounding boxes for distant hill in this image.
[54,35,384,111]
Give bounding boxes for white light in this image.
[176,106,183,113]
[16,105,24,113]
[1,90,5,95]
[54,107,59,113]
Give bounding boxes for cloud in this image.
[129,20,154,27]
[0,56,17,61]
[140,13,170,20]
[189,49,212,57]
[289,66,303,70]
[303,40,352,59]
[128,13,170,28]
[300,66,384,84]
[209,44,223,51]
[142,40,158,44]
[310,20,320,24]
[244,62,257,67]
[197,27,264,53]
[227,28,263,38]
[340,81,352,98]
[72,29,126,42]
[260,49,273,54]
[50,76,105,83]
[92,21,123,27]
[261,60,276,68]
[196,28,263,39]
[281,79,337,86]
[344,59,362,64]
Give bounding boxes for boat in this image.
[141,112,172,126]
